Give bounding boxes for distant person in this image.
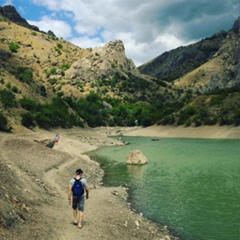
[54,134,59,145]
[68,169,89,229]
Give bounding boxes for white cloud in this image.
[70,36,104,49]
[22,0,239,65]
[31,0,59,10]
[29,16,72,38]
[3,0,13,5]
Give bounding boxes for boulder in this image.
[126,149,147,165]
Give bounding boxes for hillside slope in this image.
[138,17,240,89]
[0,5,173,131]
[0,5,239,131]
[138,31,227,81]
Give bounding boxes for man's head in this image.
[76,169,83,175]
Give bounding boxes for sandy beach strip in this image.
[124,125,240,139]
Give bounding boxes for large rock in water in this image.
[126,149,147,165]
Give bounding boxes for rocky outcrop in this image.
[207,31,240,90]
[232,16,240,33]
[138,31,227,82]
[126,149,147,165]
[0,5,39,30]
[65,40,141,83]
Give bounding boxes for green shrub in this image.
[19,97,40,111]
[49,78,58,86]
[9,42,19,52]
[233,110,240,126]
[0,113,11,132]
[6,82,11,89]
[61,63,71,70]
[57,43,63,49]
[35,97,74,129]
[39,85,47,97]
[54,46,62,55]
[177,106,197,125]
[21,112,36,128]
[45,67,57,77]
[0,89,17,109]
[161,114,175,125]
[11,86,19,93]
[15,67,33,84]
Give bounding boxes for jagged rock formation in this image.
[232,16,240,33]
[173,28,240,92]
[65,40,141,82]
[139,17,240,93]
[205,32,240,90]
[0,5,39,31]
[126,149,148,165]
[138,31,228,82]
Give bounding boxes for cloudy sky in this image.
[1,0,239,66]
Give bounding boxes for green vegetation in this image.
[39,85,47,97]
[60,63,71,71]
[15,67,34,84]
[54,43,63,55]
[45,67,57,78]
[0,83,239,132]
[0,89,17,109]
[21,112,36,129]
[9,42,19,52]
[0,112,11,132]
[57,43,63,49]
[19,96,83,129]
[49,78,58,86]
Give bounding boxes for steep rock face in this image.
[65,40,141,82]
[0,5,28,26]
[0,5,39,30]
[209,31,240,89]
[138,31,227,82]
[232,16,240,33]
[174,29,240,92]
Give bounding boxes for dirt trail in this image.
[0,128,177,240]
[1,125,239,239]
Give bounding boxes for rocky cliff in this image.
[0,5,39,30]
[65,40,141,83]
[138,31,227,82]
[138,17,240,91]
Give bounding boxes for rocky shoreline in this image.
[0,127,177,240]
[1,125,238,240]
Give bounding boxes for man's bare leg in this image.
[73,209,78,224]
[78,211,83,228]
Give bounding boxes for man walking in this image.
[68,168,89,229]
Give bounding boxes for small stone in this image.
[123,220,128,227]
[135,220,140,227]
[111,190,119,196]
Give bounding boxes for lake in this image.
[87,137,240,240]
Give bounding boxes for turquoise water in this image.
[87,137,240,240]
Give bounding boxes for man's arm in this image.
[85,186,89,199]
[68,186,72,204]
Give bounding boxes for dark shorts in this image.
[72,195,85,211]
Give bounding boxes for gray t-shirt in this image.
[69,178,87,196]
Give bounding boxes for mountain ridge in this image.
[0,5,239,132]
[138,16,240,85]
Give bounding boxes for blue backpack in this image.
[72,178,84,196]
